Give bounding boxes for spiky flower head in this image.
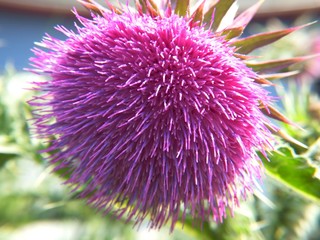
[29,0,303,230]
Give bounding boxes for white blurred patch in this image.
[10,221,80,240]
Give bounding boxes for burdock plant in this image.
[29,0,310,231]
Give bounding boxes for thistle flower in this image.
[29,0,306,230]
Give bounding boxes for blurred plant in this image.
[245,14,320,240]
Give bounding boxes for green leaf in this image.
[0,141,20,168]
[190,0,205,25]
[137,0,160,16]
[229,0,264,29]
[259,146,320,203]
[246,55,315,73]
[267,126,308,150]
[220,26,244,40]
[260,70,299,80]
[233,23,314,54]
[78,0,112,14]
[259,102,296,126]
[145,0,159,12]
[203,0,218,24]
[0,153,18,168]
[253,76,273,85]
[216,0,263,39]
[173,0,190,16]
[207,0,236,31]
[304,138,320,161]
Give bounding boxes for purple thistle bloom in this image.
[29,0,276,230]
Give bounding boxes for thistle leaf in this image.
[173,0,190,16]
[259,146,320,203]
[253,76,273,85]
[267,127,308,149]
[229,0,264,29]
[78,0,105,14]
[203,0,218,24]
[137,0,160,16]
[145,0,159,12]
[78,0,118,14]
[260,70,300,80]
[233,23,314,54]
[207,0,236,31]
[304,138,320,160]
[145,0,161,17]
[246,55,315,73]
[190,0,206,25]
[259,102,297,126]
[220,26,244,40]
[234,53,254,60]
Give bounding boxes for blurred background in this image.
[1,0,320,72]
[0,0,320,240]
